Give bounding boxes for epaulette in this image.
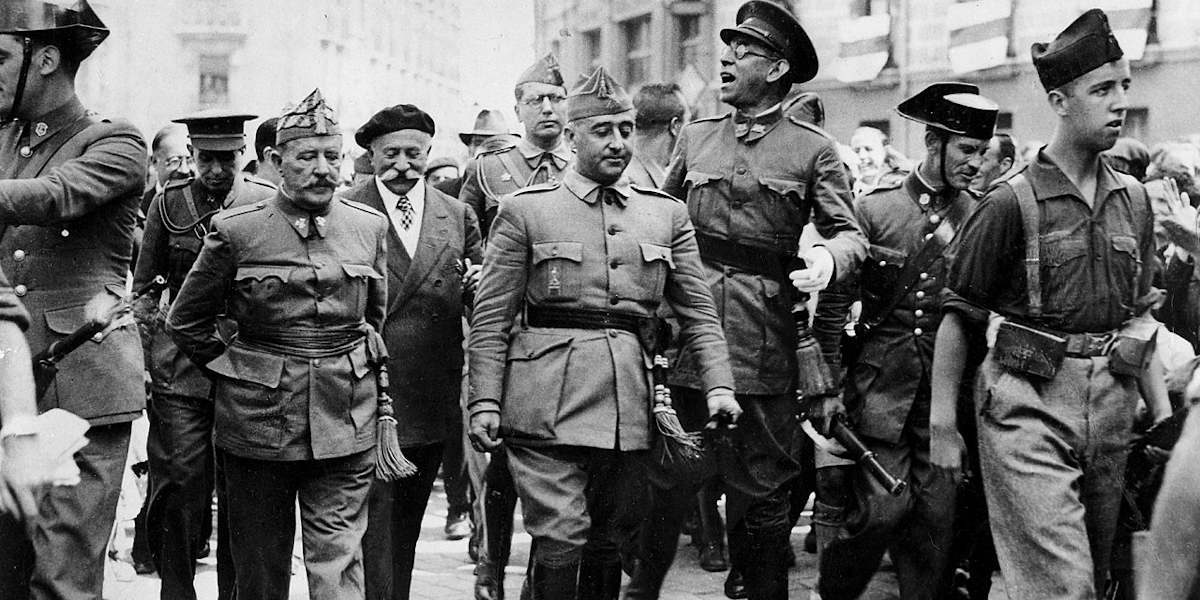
[221,201,267,219]
[244,175,277,190]
[787,116,838,144]
[511,181,560,196]
[340,197,386,218]
[630,184,681,202]
[689,112,728,125]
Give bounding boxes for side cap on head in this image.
[719,1,818,84]
[275,88,340,146]
[516,53,564,88]
[172,109,257,152]
[354,104,436,150]
[1032,8,1124,92]
[0,0,108,59]
[897,82,998,140]
[566,67,633,122]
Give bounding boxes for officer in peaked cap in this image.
[719,0,819,85]
[0,2,153,599]
[132,108,274,600]
[468,66,737,600]
[817,82,997,600]
[932,9,1168,598]
[458,53,573,240]
[168,89,390,600]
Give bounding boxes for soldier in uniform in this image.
[816,83,999,600]
[467,66,739,600]
[0,3,150,599]
[133,110,275,600]
[661,3,866,598]
[930,10,1168,598]
[458,53,572,239]
[167,89,388,600]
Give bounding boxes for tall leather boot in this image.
[578,555,621,600]
[475,484,518,600]
[695,482,728,572]
[743,530,790,600]
[624,485,692,600]
[530,560,579,600]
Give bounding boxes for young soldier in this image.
[467,66,739,600]
[818,83,999,600]
[930,10,1168,598]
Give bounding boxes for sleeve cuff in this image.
[468,400,501,419]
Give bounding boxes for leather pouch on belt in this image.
[1109,319,1158,377]
[993,320,1066,379]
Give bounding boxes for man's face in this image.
[1058,58,1131,153]
[151,132,193,187]
[935,134,988,191]
[850,130,887,176]
[427,165,459,186]
[972,137,1011,192]
[194,148,240,194]
[0,34,29,119]
[515,82,567,141]
[368,129,432,195]
[273,136,342,209]
[567,111,634,186]
[718,36,783,109]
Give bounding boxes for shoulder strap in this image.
[495,149,536,187]
[1009,173,1043,317]
[18,114,98,179]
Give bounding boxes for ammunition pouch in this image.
[993,320,1067,379]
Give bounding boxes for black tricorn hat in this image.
[719,1,818,84]
[897,82,999,141]
[1032,8,1124,92]
[0,0,109,60]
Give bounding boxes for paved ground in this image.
[103,477,912,600]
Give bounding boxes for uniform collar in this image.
[1028,148,1126,204]
[518,137,572,168]
[24,97,88,151]
[733,102,783,142]
[564,168,632,206]
[276,190,333,238]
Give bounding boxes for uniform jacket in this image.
[468,169,733,451]
[134,174,276,398]
[0,97,147,425]
[662,105,866,395]
[167,193,388,461]
[337,179,482,447]
[625,152,666,189]
[845,172,976,443]
[458,138,571,237]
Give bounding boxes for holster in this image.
[992,320,1065,379]
[1108,318,1158,377]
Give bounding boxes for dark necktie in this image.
[396,195,414,230]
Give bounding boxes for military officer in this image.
[467,67,739,600]
[458,53,572,238]
[661,3,866,598]
[0,3,150,599]
[133,110,274,600]
[167,89,388,600]
[817,83,999,600]
[931,10,1167,598]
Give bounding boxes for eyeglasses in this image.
[163,155,194,170]
[729,42,780,62]
[521,93,567,107]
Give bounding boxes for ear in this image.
[1047,88,1071,117]
[35,44,61,76]
[1001,157,1014,172]
[764,58,792,85]
[923,130,942,156]
[564,124,577,151]
[270,146,284,170]
[669,116,683,138]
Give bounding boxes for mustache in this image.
[306,175,337,189]
[378,166,422,182]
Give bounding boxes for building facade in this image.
[534,0,1200,156]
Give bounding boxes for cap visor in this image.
[190,137,246,152]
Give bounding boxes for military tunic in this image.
[167,193,388,461]
[458,138,571,238]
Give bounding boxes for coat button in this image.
[930,214,941,224]
[13,285,26,297]
[878,260,887,267]
[12,250,25,261]
[914,328,924,336]
[914,309,924,318]
[608,330,618,338]
[915,291,925,299]
[61,229,70,237]
[18,147,31,158]
[919,272,929,280]
[91,332,104,342]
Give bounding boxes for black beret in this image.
[719,1,818,85]
[355,104,436,150]
[1032,9,1124,92]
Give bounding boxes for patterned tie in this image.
[396,196,413,230]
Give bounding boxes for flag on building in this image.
[1094,0,1153,60]
[947,0,1012,74]
[837,14,890,83]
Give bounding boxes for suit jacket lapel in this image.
[390,184,451,313]
[350,179,411,280]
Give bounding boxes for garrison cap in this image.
[720,1,818,84]
[275,88,339,146]
[897,82,999,141]
[0,0,108,59]
[566,66,633,122]
[172,109,257,152]
[516,53,564,88]
[459,109,511,145]
[1032,8,1124,92]
[354,104,435,150]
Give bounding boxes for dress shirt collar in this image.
[374,175,426,209]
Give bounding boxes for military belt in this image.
[694,232,804,286]
[236,322,379,360]
[526,306,667,354]
[1063,331,1115,358]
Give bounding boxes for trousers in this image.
[363,442,445,600]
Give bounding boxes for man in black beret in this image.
[340,103,483,600]
[930,9,1169,598]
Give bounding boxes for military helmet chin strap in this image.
[3,36,34,124]
[937,133,953,196]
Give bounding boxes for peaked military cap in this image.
[459,109,512,145]
[516,53,564,88]
[1032,8,1124,91]
[354,104,435,150]
[276,88,339,146]
[566,66,633,122]
[897,82,999,141]
[720,1,818,84]
[0,0,108,59]
[172,109,257,152]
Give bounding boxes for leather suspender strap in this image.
[17,115,98,179]
[1008,173,1043,317]
[495,150,535,187]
